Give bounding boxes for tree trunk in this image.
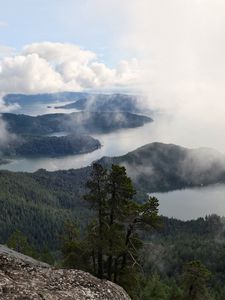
[92,250,96,275]
[114,257,118,283]
[121,222,135,270]
[98,204,103,279]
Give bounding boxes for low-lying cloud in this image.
[103,0,225,152]
[0,42,140,94]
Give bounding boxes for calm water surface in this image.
[2,104,225,220]
[153,184,225,220]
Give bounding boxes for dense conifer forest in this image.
[1,163,225,299]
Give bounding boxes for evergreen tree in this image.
[61,221,90,271]
[107,164,136,281]
[83,163,161,298]
[7,229,37,258]
[84,163,108,278]
[181,260,212,300]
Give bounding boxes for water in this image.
[13,101,79,116]
[153,184,225,220]
[0,122,154,172]
[2,109,225,173]
[2,103,225,220]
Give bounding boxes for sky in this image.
[0,0,130,65]
[1,0,225,152]
[0,1,140,94]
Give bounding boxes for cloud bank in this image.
[0,42,139,94]
[103,0,225,152]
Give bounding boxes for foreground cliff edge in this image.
[0,245,131,300]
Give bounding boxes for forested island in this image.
[4,92,145,114]
[54,93,144,113]
[1,134,101,158]
[2,111,152,135]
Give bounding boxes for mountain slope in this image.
[2,111,152,135]
[2,134,101,158]
[99,142,225,192]
[1,143,225,248]
[55,93,146,114]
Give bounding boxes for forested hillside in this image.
[1,134,101,158]
[99,142,225,192]
[1,161,225,298]
[1,142,225,250]
[2,111,152,135]
[55,93,144,113]
[0,168,91,249]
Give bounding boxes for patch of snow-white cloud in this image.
[0,42,140,94]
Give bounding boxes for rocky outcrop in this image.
[0,246,131,300]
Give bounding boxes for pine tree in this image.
[7,229,37,258]
[83,163,161,298]
[107,164,136,281]
[84,163,108,278]
[181,260,212,300]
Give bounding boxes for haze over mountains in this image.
[2,111,152,136]
[0,142,225,249]
[2,1,225,298]
[4,93,145,114]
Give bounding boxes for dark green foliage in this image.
[61,221,90,270]
[2,134,100,158]
[99,143,225,193]
[0,169,91,250]
[62,163,161,298]
[181,260,211,300]
[2,111,152,136]
[1,158,225,298]
[7,229,38,258]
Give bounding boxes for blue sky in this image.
[0,1,140,95]
[0,0,128,67]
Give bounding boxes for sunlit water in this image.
[152,184,225,220]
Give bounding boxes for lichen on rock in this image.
[0,248,131,300]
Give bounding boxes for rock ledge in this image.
[0,248,131,300]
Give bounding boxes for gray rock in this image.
[0,249,131,300]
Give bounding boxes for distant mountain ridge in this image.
[4,92,88,105]
[2,111,152,135]
[4,92,149,114]
[0,142,225,249]
[98,142,225,192]
[54,93,147,114]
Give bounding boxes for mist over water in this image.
[1,108,225,173]
[12,101,79,116]
[2,102,225,220]
[153,184,225,220]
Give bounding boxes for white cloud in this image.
[96,0,225,152]
[0,113,17,150]
[0,42,140,94]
